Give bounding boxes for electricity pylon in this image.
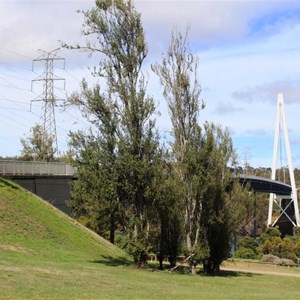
[31,48,65,157]
[268,93,300,227]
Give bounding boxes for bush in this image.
[281,237,297,262]
[237,237,258,251]
[235,247,257,259]
[260,227,281,243]
[261,237,282,257]
[124,238,149,267]
[294,240,300,257]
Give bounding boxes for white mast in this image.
[268,93,300,227]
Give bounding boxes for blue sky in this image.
[1,0,300,169]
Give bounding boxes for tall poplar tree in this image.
[64,0,159,262]
[153,30,247,274]
[152,30,204,272]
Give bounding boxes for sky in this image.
[1,0,300,169]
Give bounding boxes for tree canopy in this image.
[20,124,56,162]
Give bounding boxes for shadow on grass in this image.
[145,263,255,277]
[90,255,132,267]
[90,258,257,278]
[0,177,20,189]
[197,269,255,278]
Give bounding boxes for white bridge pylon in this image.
[268,93,300,228]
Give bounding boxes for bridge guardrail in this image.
[0,160,75,176]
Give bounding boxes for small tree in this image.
[20,124,56,162]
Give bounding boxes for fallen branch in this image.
[169,254,195,272]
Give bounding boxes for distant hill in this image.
[0,177,128,263]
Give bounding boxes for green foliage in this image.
[65,0,250,274]
[237,237,259,251]
[235,247,257,259]
[153,28,249,275]
[294,240,300,257]
[64,0,160,266]
[122,237,149,267]
[152,29,203,263]
[260,231,299,263]
[198,124,249,274]
[260,227,281,243]
[235,237,259,259]
[20,124,56,162]
[151,159,183,269]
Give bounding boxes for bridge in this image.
[0,160,75,215]
[237,174,295,236]
[237,174,291,195]
[0,160,295,226]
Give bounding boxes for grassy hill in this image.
[0,177,127,263]
[1,177,300,300]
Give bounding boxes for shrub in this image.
[281,237,297,262]
[260,227,281,243]
[237,237,258,251]
[294,240,300,258]
[125,238,149,267]
[235,247,257,259]
[261,237,282,257]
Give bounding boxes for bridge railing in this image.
[0,160,75,176]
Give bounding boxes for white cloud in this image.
[0,1,93,63]
[233,80,300,104]
[137,0,300,50]
[214,101,243,114]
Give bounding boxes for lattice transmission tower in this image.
[31,48,65,157]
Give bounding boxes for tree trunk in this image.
[158,255,164,270]
[109,212,115,244]
[168,256,176,268]
[203,259,221,275]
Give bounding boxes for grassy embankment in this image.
[1,177,300,300]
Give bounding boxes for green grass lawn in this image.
[1,177,300,300]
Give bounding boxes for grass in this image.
[1,177,300,299]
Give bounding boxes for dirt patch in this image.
[222,260,300,278]
[0,244,33,254]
